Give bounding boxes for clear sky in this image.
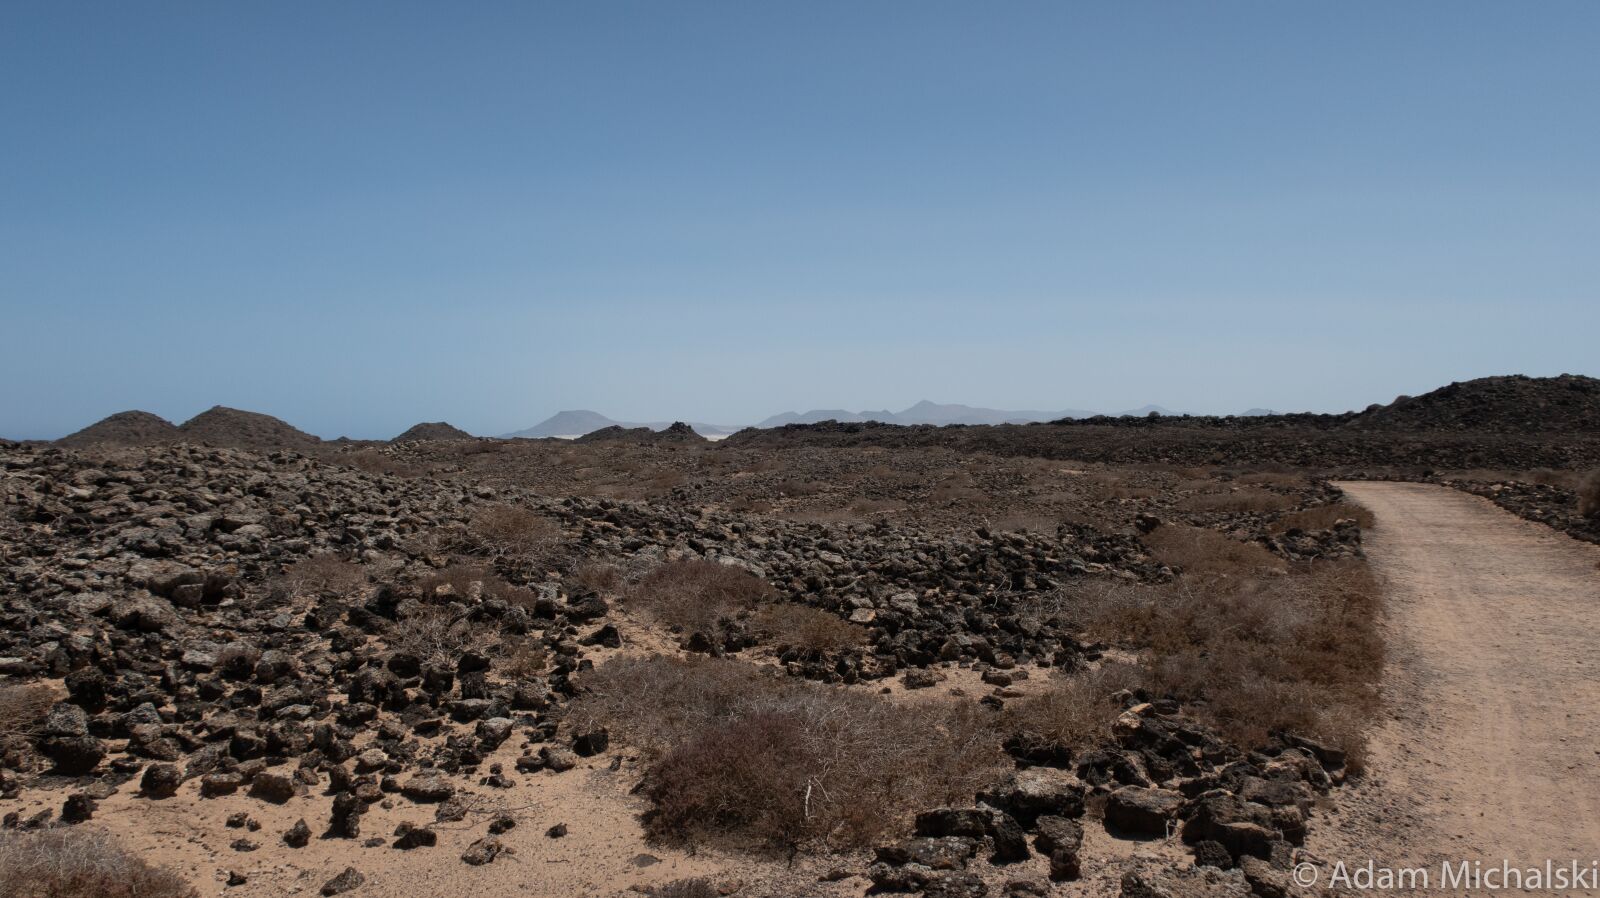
[3,2,1596,439]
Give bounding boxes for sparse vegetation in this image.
[1068,561,1382,766]
[1142,523,1284,578]
[282,553,367,596]
[1002,662,1147,760]
[391,601,488,666]
[0,684,55,745]
[1272,501,1376,532]
[1580,470,1600,519]
[571,655,1004,851]
[0,827,197,898]
[751,604,865,655]
[652,879,717,898]
[627,559,772,637]
[1179,487,1297,514]
[469,503,564,578]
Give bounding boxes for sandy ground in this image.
[1309,482,1600,895]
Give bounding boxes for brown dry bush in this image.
[0,827,197,898]
[570,655,1004,851]
[1580,470,1600,519]
[628,559,772,636]
[389,602,489,666]
[1142,524,1284,578]
[1272,502,1376,533]
[469,504,564,577]
[1070,562,1381,766]
[653,880,717,898]
[727,496,775,514]
[1234,471,1307,488]
[568,559,624,594]
[752,604,865,655]
[343,448,424,478]
[1179,488,1297,514]
[0,684,55,744]
[499,636,549,679]
[1001,662,1147,760]
[282,554,367,596]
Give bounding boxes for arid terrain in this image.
[3,375,1599,898]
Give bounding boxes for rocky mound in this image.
[57,411,181,448]
[1348,374,1600,433]
[574,421,705,444]
[392,422,474,442]
[178,406,320,450]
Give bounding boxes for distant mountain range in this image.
[503,401,1190,439]
[501,411,743,439]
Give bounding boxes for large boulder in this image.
[1181,791,1278,860]
[1105,786,1185,836]
[977,768,1087,824]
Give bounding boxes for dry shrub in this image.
[1142,524,1283,578]
[343,448,423,478]
[0,827,197,898]
[1071,562,1381,765]
[1179,488,1297,514]
[499,636,549,679]
[282,554,367,596]
[390,602,488,666]
[629,559,772,636]
[929,474,985,505]
[1272,502,1376,533]
[414,562,536,606]
[752,604,865,655]
[569,560,624,595]
[0,684,55,743]
[571,655,1003,851]
[654,880,717,898]
[470,504,563,577]
[1580,470,1600,519]
[990,513,1058,533]
[1234,471,1306,488]
[728,496,776,514]
[1002,662,1147,759]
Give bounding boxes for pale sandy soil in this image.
[1308,482,1600,895]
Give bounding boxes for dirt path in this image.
[1310,482,1600,893]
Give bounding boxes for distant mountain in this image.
[502,410,739,439]
[1117,404,1181,417]
[757,401,1103,429]
[1240,407,1277,417]
[502,410,626,439]
[755,409,895,427]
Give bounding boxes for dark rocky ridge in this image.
[177,406,321,451]
[574,422,704,445]
[392,422,474,443]
[58,411,182,448]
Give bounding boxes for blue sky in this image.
[3,2,1596,439]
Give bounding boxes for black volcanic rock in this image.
[1348,374,1600,433]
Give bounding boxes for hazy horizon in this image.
[4,3,1597,440]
